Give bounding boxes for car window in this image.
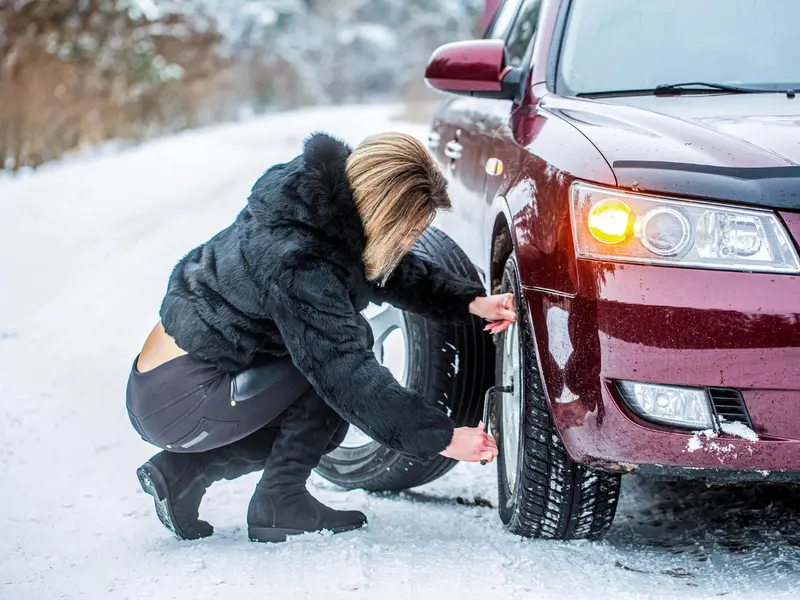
[505,0,542,67]
[559,0,800,95]
[486,0,523,40]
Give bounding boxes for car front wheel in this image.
[494,255,621,540]
[314,227,493,491]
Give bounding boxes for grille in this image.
[708,387,753,428]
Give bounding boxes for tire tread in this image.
[316,227,492,491]
[497,257,620,540]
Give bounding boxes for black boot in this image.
[137,426,278,540]
[247,389,367,543]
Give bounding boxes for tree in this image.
[0,0,481,171]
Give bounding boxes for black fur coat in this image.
[160,133,486,461]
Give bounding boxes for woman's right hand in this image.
[440,423,498,463]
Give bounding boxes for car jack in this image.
[480,385,512,465]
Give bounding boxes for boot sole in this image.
[137,463,211,541]
[248,522,367,544]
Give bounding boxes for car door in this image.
[431,96,487,273]
[427,100,455,169]
[443,0,543,279]
[481,0,543,205]
[429,100,490,280]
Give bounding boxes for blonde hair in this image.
[346,132,450,282]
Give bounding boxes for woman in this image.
[127,132,515,544]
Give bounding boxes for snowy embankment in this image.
[1,105,799,600]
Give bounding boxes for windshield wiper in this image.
[577,82,765,98]
[653,82,764,95]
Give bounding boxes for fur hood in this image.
[246,132,367,268]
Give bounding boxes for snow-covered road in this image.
[1,105,798,600]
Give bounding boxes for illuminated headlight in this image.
[570,182,800,273]
[617,381,714,430]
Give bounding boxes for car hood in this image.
[544,93,800,209]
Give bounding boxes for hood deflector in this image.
[612,161,800,211]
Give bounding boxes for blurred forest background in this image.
[0,0,483,172]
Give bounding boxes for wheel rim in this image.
[338,303,408,449]
[501,320,521,492]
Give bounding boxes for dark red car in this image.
[317,0,800,540]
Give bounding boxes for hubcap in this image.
[501,320,522,492]
[338,303,408,449]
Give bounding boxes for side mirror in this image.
[424,39,522,101]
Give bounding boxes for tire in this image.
[314,227,493,492]
[494,255,621,540]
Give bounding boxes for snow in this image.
[685,429,740,459]
[2,104,800,600]
[719,419,760,442]
[686,429,718,453]
[686,436,703,453]
[707,441,737,458]
[686,420,759,456]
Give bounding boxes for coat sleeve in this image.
[269,265,455,462]
[371,250,486,324]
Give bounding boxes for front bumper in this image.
[525,246,800,479]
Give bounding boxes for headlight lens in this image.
[570,182,800,273]
[587,198,634,244]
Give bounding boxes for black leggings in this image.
[126,354,315,453]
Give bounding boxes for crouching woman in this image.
[126,132,514,543]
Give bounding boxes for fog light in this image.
[617,381,714,430]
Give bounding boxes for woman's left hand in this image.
[469,293,516,334]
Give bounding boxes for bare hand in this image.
[440,423,498,463]
[469,293,516,334]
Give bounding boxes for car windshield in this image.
[558,0,800,96]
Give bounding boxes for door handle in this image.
[444,140,463,160]
[428,131,441,150]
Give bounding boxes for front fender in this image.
[496,105,617,296]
